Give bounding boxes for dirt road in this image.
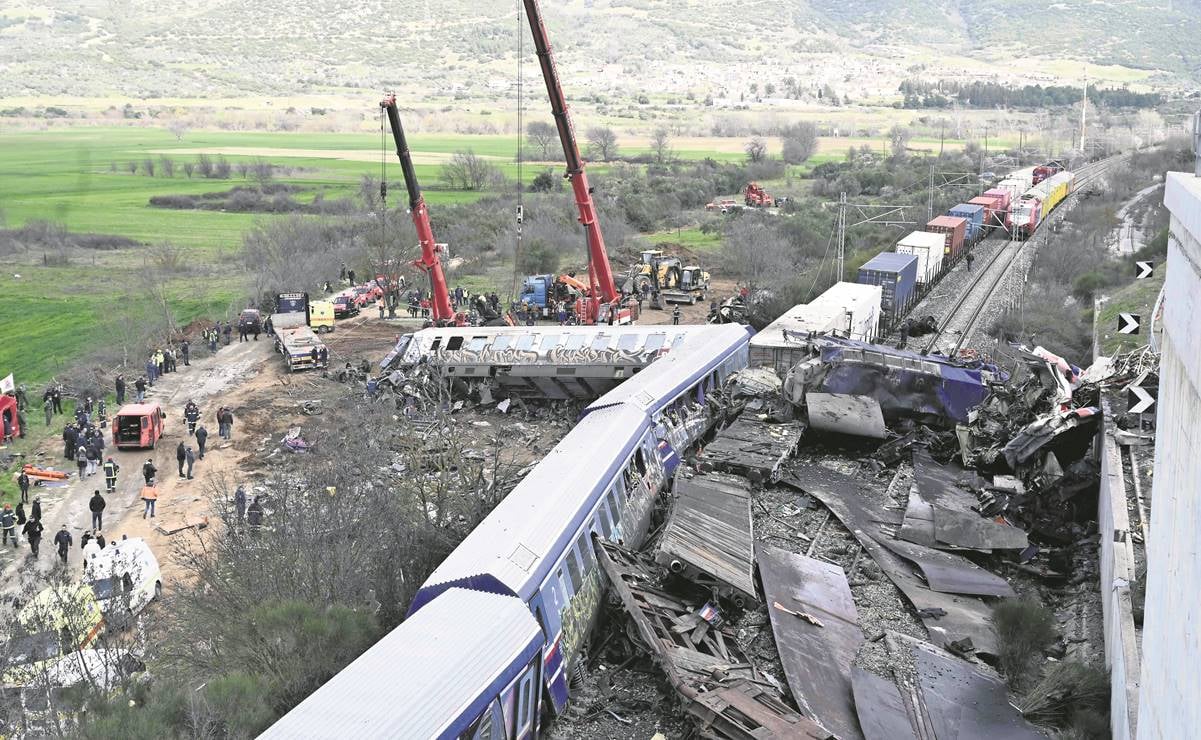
[1,337,271,589]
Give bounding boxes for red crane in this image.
[522,0,631,325]
[380,94,456,324]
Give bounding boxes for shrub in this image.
[992,600,1057,688]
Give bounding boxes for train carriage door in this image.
[514,657,540,739]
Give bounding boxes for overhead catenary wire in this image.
[510,0,525,305]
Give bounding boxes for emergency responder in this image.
[22,517,43,557]
[103,457,119,493]
[247,497,264,536]
[1,504,17,547]
[63,424,78,460]
[89,490,106,531]
[185,446,196,480]
[142,458,157,485]
[17,469,30,504]
[195,424,208,459]
[184,400,200,436]
[235,485,247,521]
[181,340,190,366]
[54,524,72,563]
[672,305,681,325]
[176,441,187,477]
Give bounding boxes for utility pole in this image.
[1080,71,1089,156]
[1193,108,1200,176]
[927,165,935,222]
[833,195,913,281]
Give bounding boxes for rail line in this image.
[922,155,1125,356]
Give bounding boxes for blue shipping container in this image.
[857,252,918,317]
[948,203,985,242]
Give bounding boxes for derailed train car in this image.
[265,324,754,739]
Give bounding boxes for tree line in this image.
[898,79,1162,110]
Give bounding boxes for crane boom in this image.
[381,94,455,323]
[522,0,620,306]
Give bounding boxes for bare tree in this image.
[142,158,156,177]
[719,215,796,293]
[586,126,619,161]
[650,126,673,164]
[440,150,499,191]
[127,160,138,175]
[197,154,213,178]
[526,120,557,160]
[168,120,188,141]
[159,156,175,178]
[236,161,251,179]
[253,158,275,186]
[745,137,768,163]
[781,121,818,164]
[888,125,911,159]
[182,162,195,178]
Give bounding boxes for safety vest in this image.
[104,461,118,477]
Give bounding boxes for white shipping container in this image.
[750,303,842,373]
[895,231,945,284]
[1007,166,1036,191]
[810,281,882,342]
[996,178,1025,202]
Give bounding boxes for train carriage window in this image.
[491,335,514,351]
[565,552,582,592]
[540,334,561,350]
[597,506,613,538]
[634,448,648,476]
[431,338,443,351]
[643,334,666,352]
[671,334,686,349]
[446,336,464,350]
[617,334,639,351]
[558,567,573,598]
[578,537,596,570]
[607,488,622,516]
[516,671,536,736]
[467,336,489,351]
[516,335,536,351]
[613,474,627,500]
[591,334,611,351]
[565,334,586,350]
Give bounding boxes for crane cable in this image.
[379,104,388,276]
[510,0,525,305]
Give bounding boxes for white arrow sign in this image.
[1118,313,1141,335]
[1128,385,1156,414]
[1135,261,1154,279]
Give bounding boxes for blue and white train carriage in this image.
[265,323,755,738]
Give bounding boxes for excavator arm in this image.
[381,94,455,323]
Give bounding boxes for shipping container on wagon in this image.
[925,215,967,258]
[994,179,1026,206]
[858,252,918,319]
[969,195,1003,228]
[895,231,946,284]
[750,303,843,374]
[948,203,985,242]
[810,281,883,343]
[1007,166,1037,191]
[983,188,1012,218]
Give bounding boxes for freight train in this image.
[856,163,1077,323]
[263,323,753,739]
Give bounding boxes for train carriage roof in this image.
[412,404,650,611]
[262,588,542,740]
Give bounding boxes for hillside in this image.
[0,0,1197,104]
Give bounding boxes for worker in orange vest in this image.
[141,483,159,519]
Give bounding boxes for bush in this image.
[992,600,1057,688]
[1018,661,1109,728]
[517,238,561,275]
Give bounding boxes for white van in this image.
[84,539,163,627]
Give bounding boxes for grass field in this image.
[1097,272,1163,357]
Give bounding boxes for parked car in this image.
[238,308,263,334]
[84,538,163,629]
[332,294,359,319]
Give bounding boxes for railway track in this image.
[921,155,1125,356]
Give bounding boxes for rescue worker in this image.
[54,524,72,563]
[63,424,77,452]
[146,356,157,385]
[235,484,247,521]
[195,424,208,460]
[1,504,16,547]
[14,384,28,411]
[184,400,200,435]
[318,347,328,366]
[247,496,264,536]
[181,340,190,366]
[22,516,43,557]
[97,399,107,429]
[15,502,25,526]
[141,483,158,518]
[218,407,234,440]
[103,457,119,493]
[142,458,157,485]
[966,252,975,271]
[672,305,681,325]
[17,469,30,504]
[135,376,147,403]
[176,441,187,477]
[89,490,106,531]
[185,446,196,480]
[155,349,165,375]
[31,497,41,523]
[76,444,88,479]
[50,385,63,415]
[115,375,126,405]
[238,320,248,342]
[222,321,232,345]
[43,397,53,426]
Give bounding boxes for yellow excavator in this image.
[630,250,710,308]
